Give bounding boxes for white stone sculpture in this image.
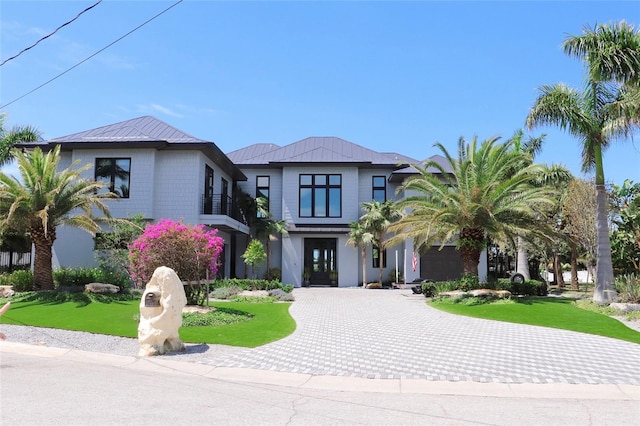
[138,266,187,356]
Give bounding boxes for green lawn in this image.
[0,295,295,347]
[430,297,640,344]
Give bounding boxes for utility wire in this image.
[0,0,183,110]
[0,0,103,67]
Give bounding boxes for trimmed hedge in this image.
[422,277,547,297]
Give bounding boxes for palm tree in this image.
[0,114,40,166]
[0,146,115,290]
[346,221,374,286]
[388,136,558,278]
[526,22,640,303]
[255,197,288,275]
[359,200,402,285]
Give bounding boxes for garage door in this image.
[420,246,463,281]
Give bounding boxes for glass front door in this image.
[304,238,337,286]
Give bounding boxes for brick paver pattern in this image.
[202,288,640,385]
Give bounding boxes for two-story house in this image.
[21,116,250,279]
[17,116,486,286]
[227,136,483,287]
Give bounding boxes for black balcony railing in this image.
[202,194,248,225]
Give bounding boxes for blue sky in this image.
[1,0,639,185]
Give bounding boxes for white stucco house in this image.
[16,116,487,286]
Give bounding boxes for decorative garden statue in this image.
[138,266,187,356]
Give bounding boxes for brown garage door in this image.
[420,246,463,281]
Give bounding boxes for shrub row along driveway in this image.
[204,288,640,385]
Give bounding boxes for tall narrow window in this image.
[372,176,386,202]
[256,176,270,217]
[95,158,131,198]
[372,245,387,268]
[203,165,214,214]
[299,174,341,218]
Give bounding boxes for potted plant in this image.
[303,267,311,286]
[329,270,338,285]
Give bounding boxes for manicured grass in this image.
[0,294,295,347]
[430,296,640,344]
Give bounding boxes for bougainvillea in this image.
[128,219,224,287]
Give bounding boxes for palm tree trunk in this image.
[516,236,530,280]
[594,183,616,303]
[554,253,565,288]
[459,247,480,277]
[32,238,54,290]
[361,247,367,287]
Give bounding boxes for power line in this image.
[0,0,183,110]
[0,0,103,67]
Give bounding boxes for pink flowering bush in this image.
[128,219,224,288]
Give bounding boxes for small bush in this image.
[209,286,242,300]
[182,308,252,327]
[268,288,296,301]
[615,274,640,303]
[282,284,294,293]
[265,268,281,281]
[0,270,34,292]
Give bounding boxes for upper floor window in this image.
[299,174,341,218]
[95,158,130,198]
[256,176,270,217]
[372,176,386,202]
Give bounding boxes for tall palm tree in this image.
[255,197,288,275]
[359,200,402,285]
[0,146,115,290]
[0,114,40,166]
[346,221,374,286]
[526,22,640,303]
[388,136,558,278]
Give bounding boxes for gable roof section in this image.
[21,116,246,181]
[227,137,417,168]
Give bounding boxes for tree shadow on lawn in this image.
[512,296,574,306]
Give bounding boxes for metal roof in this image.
[17,116,246,181]
[227,136,419,167]
[48,115,206,143]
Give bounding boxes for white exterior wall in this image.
[52,148,242,274]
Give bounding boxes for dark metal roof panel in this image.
[228,137,412,166]
[49,116,207,144]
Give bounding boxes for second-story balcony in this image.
[201,194,248,226]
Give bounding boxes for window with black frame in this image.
[95,158,130,198]
[299,174,341,218]
[256,176,270,217]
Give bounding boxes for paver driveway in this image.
[204,288,640,385]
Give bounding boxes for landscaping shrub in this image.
[0,270,34,292]
[128,219,224,304]
[265,268,281,281]
[209,285,242,300]
[268,288,295,301]
[182,308,252,327]
[423,277,547,298]
[615,274,640,303]
[213,278,285,291]
[52,267,131,289]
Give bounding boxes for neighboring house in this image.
[17,116,250,279]
[15,116,487,285]
[227,137,487,287]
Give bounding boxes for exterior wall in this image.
[51,148,245,277]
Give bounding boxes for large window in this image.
[95,158,130,198]
[299,174,341,218]
[372,176,386,202]
[256,176,270,217]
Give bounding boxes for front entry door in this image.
[304,238,337,287]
